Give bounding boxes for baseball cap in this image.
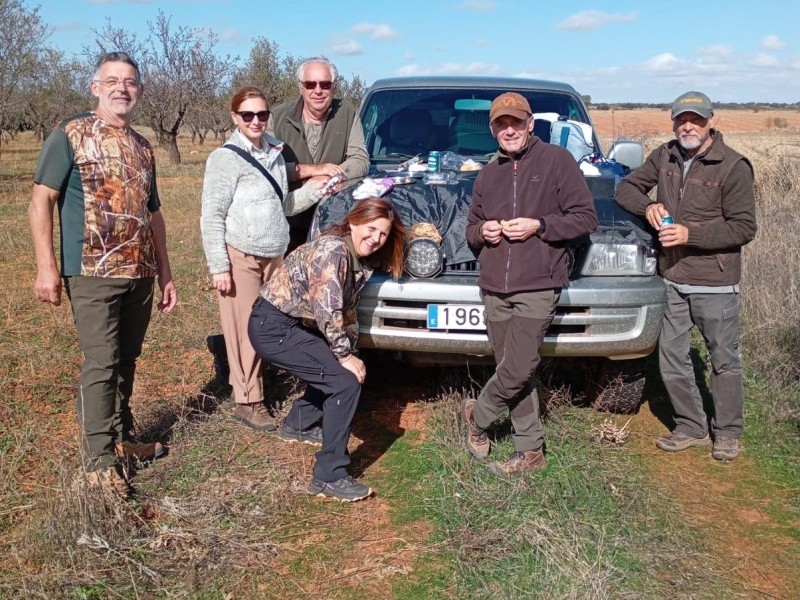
[671,91,714,119]
[489,92,532,123]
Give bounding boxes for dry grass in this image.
[1,121,798,598]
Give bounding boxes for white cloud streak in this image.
[351,22,399,40]
[556,10,638,32]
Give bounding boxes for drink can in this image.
[427,151,441,173]
[661,215,674,225]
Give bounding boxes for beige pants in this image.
[219,245,283,404]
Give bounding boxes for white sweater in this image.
[200,129,319,274]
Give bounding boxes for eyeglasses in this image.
[301,81,333,90]
[93,78,140,91]
[236,110,270,123]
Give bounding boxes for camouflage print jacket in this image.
[259,234,372,359]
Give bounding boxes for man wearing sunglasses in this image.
[269,57,369,251]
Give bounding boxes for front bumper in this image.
[356,274,666,361]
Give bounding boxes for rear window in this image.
[360,88,588,161]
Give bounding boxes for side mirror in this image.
[608,140,645,170]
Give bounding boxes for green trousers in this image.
[65,276,154,472]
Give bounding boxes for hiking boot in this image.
[712,436,740,461]
[655,431,711,452]
[278,423,323,447]
[84,465,131,497]
[461,397,490,459]
[234,401,276,431]
[308,475,373,502]
[115,439,165,462]
[487,449,546,476]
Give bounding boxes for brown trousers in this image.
[218,245,283,404]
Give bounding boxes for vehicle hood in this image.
[314,170,653,268]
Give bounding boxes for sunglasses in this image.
[301,80,333,90]
[236,110,270,123]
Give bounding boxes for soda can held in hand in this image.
[661,215,674,225]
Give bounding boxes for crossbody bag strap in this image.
[223,144,284,201]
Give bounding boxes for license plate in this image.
[427,304,485,330]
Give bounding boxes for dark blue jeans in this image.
[248,298,361,482]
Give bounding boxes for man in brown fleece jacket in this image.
[616,91,757,461]
[463,92,597,476]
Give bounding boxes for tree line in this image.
[0,1,366,163]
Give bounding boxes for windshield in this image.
[360,87,589,163]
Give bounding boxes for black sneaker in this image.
[308,475,373,502]
[278,423,323,447]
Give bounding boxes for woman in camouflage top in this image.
[249,198,406,501]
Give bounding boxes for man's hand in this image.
[658,224,689,247]
[213,272,232,294]
[339,354,366,384]
[501,217,540,241]
[480,220,504,245]
[34,265,62,306]
[298,162,345,181]
[645,202,670,231]
[157,276,178,313]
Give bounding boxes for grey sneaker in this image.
[655,431,711,452]
[712,436,740,461]
[308,475,373,502]
[278,423,323,447]
[461,397,490,459]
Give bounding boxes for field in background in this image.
[0,113,798,599]
[591,107,800,138]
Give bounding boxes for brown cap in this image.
[489,92,532,123]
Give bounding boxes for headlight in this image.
[579,243,657,276]
[405,237,444,278]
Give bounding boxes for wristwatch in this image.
[536,218,547,237]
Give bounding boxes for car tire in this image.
[589,358,647,414]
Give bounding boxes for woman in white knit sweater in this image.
[201,86,319,431]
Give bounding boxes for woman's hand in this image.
[213,272,232,295]
[339,354,366,384]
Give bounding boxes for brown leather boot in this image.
[84,465,131,497]
[462,397,490,459]
[234,401,276,431]
[116,439,165,461]
[487,449,546,476]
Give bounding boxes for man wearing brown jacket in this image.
[616,91,757,461]
[464,92,597,475]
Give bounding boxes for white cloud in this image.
[762,35,786,50]
[640,52,682,71]
[351,22,399,40]
[216,28,242,43]
[556,10,637,32]
[475,38,488,48]
[460,0,495,11]
[748,53,779,68]
[697,44,733,58]
[395,61,504,76]
[403,51,415,61]
[789,55,800,70]
[331,39,364,56]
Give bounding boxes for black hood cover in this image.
[314,170,653,268]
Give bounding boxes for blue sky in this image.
[38,0,799,103]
